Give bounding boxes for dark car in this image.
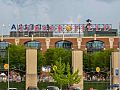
[46,86,60,90]
[27,86,39,90]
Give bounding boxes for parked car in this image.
[27,86,39,90]
[9,88,17,90]
[69,86,81,90]
[46,86,60,90]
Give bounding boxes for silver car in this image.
[46,86,60,90]
[27,86,39,90]
[69,86,81,90]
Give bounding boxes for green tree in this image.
[50,58,66,90]
[66,63,81,88]
[50,58,81,90]
[45,48,72,66]
[37,51,45,72]
[83,49,113,72]
[6,44,26,70]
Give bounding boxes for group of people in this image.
[0,71,25,82]
[83,71,110,81]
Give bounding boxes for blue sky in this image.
[0,0,120,34]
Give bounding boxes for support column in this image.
[77,38,82,49]
[112,52,119,90]
[72,50,83,90]
[109,37,114,48]
[46,37,50,49]
[26,48,37,90]
[1,35,3,41]
[15,38,19,45]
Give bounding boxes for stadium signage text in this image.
[11,24,112,33]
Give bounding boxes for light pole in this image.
[8,48,9,90]
[110,55,112,90]
[119,23,120,90]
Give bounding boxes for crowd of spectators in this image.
[0,70,110,83]
[83,71,110,81]
[0,71,25,82]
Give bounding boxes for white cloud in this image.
[0,0,120,32]
[96,0,119,3]
[0,0,50,24]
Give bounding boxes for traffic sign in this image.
[4,64,8,69]
[96,67,100,72]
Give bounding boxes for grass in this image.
[84,81,110,90]
[0,81,110,90]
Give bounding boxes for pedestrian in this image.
[90,86,93,90]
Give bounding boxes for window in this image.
[55,40,72,49]
[86,40,104,52]
[0,41,10,59]
[0,41,9,49]
[24,41,41,49]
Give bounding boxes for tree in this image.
[66,63,81,88]
[37,51,45,72]
[44,48,72,66]
[6,44,26,70]
[50,58,81,90]
[83,49,113,72]
[50,58,66,90]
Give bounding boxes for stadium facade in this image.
[0,24,118,52]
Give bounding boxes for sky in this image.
[0,0,120,34]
